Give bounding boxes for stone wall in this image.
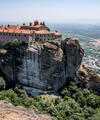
[35,33,62,42]
[0,32,62,45]
[0,32,31,45]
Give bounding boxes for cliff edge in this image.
[0,38,84,96]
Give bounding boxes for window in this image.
[24,35,26,37]
[15,34,16,36]
[19,34,20,37]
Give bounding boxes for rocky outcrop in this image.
[77,64,100,95]
[0,100,54,120]
[0,38,84,96]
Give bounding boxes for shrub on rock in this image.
[0,77,6,90]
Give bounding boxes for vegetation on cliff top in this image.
[4,39,28,49]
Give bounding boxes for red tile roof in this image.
[35,30,53,34]
[5,25,21,29]
[0,25,61,36]
[0,28,35,34]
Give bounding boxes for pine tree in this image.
[43,21,45,26]
[40,22,43,25]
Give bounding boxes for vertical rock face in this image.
[61,39,84,77]
[0,38,84,96]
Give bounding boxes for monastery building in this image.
[0,20,62,45]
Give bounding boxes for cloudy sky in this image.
[0,0,100,24]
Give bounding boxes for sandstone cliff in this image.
[0,38,84,96]
[0,100,54,120]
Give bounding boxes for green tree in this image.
[57,110,68,120]
[40,22,43,25]
[43,21,45,26]
[77,96,86,107]
[47,28,51,31]
[0,77,6,90]
[5,39,21,48]
[45,104,58,116]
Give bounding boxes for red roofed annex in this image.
[0,20,62,45]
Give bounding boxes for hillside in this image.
[0,38,100,120]
[0,100,54,120]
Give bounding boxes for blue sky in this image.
[0,0,100,24]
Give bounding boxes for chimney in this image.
[23,23,25,26]
[34,20,39,26]
[55,30,58,32]
[29,22,32,26]
[8,25,10,27]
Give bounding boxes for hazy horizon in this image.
[0,0,100,25]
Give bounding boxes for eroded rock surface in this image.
[77,64,100,95]
[0,38,84,96]
[0,100,54,120]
